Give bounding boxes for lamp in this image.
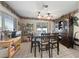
[37,4,53,19]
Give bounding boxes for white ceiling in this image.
[6,1,79,19]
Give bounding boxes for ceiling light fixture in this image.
[37,4,53,20]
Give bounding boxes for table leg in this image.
[51,45,53,57]
[57,39,59,55]
[49,42,50,58]
[34,38,36,57]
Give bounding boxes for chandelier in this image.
[37,4,53,19]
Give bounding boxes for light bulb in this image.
[38,15,41,19]
[47,16,51,19]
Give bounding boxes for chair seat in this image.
[40,48,49,51]
[32,38,41,42]
[32,41,40,47]
[32,41,40,43]
[41,42,49,45]
[74,41,79,45]
[50,41,57,44]
[74,38,79,41]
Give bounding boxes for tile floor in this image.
[13,42,79,58]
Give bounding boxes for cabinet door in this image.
[60,33,70,48]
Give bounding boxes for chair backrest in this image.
[41,33,50,43]
[29,33,33,41]
[49,33,59,42]
[74,32,79,39]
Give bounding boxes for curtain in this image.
[0,16,1,27]
[3,14,14,31]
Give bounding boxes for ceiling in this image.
[6,1,79,19]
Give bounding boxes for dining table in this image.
[32,34,59,57]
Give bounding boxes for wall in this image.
[20,19,55,33]
[0,3,20,30]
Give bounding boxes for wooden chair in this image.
[74,32,79,46]
[40,33,50,57]
[49,33,59,55]
[30,33,40,53]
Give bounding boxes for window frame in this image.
[0,11,17,31]
[0,12,2,31]
[36,22,48,34]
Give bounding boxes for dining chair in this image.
[49,33,59,55]
[40,33,50,57]
[30,33,40,53]
[74,32,79,47]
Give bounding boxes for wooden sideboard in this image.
[58,16,74,48]
[0,37,21,58]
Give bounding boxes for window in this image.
[3,14,14,31]
[0,12,2,31]
[14,18,17,30]
[0,12,17,32]
[36,22,48,35]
